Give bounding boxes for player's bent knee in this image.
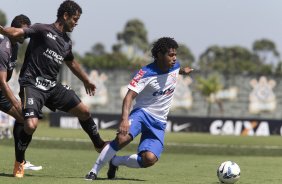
[142,152,158,168]
[25,118,38,133]
[70,102,92,120]
[24,123,37,134]
[77,107,91,120]
[115,134,132,149]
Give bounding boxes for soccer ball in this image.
[217,161,240,184]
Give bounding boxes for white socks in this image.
[90,143,117,174]
[112,154,141,168]
[89,144,142,176]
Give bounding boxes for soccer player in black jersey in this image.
[0,0,106,177]
[0,14,42,177]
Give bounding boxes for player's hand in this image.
[84,81,96,96]
[179,67,194,75]
[119,119,130,136]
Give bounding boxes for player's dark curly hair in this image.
[57,0,82,19]
[151,37,178,59]
[11,14,31,28]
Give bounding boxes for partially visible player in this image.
[0,0,106,178]
[85,37,193,180]
[0,14,42,177]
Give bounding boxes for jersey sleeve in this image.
[64,39,74,61]
[23,23,43,38]
[64,52,74,61]
[127,69,149,94]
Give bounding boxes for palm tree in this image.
[196,74,223,116]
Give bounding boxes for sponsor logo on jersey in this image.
[35,76,56,90]
[24,112,35,117]
[47,32,57,40]
[27,98,34,105]
[43,48,63,64]
[129,69,146,87]
[153,87,175,96]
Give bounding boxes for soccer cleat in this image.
[24,161,43,171]
[95,141,110,153]
[85,172,97,180]
[107,157,118,179]
[13,161,24,178]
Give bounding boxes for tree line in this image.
[1,10,281,75]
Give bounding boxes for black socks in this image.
[13,121,32,162]
[79,118,105,149]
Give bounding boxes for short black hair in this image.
[151,37,178,59]
[11,14,31,28]
[57,0,82,19]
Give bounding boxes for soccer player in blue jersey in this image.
[85,37,193,180]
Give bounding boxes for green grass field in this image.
[1,122,282,183]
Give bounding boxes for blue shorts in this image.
[129,109,167,159]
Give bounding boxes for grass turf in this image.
[1,122,282,183]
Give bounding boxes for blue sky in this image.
[2,0,282,58]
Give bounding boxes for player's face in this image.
[160,48,177,71]
[64,11,80,32]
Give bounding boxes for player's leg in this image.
[85,133,132,180]
[13,86,43,177]
[17,86,43,159]
[68,102,105,151]
[106,150,158,179]
[0,95,25,177]
[107,138,161,179]
[0,93,25,160]
[13,118,39,178]
[48,84,105,152]
[7,106,26,162]
[2,95,42,175]
[85,109,143,180]
[107,109,165,179]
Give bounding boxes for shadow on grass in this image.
[39,175,146,181]
[0,172,34,177]
[95,177,146,181]
[0,173,85,179]
[0,173,146,181]
[0,173,13,177]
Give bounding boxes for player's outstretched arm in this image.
[65,59,96,96]
[179,67,194,75]
[0,25,24,38]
